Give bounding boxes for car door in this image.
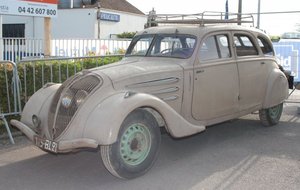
[192,32,239,121]
[233,32,269,111]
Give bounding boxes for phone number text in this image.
[18,6,57,16]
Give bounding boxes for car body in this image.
[11,24,289,179]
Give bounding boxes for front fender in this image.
[263,68,289,108]
[21,84,61,130]
[84,92,205,145]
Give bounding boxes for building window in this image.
[2,24,25,38]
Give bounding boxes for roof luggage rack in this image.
[146,11,254,28]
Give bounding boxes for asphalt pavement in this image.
[0,91,299,190]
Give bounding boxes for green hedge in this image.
[117,32,137,39]
[0,56,122,133]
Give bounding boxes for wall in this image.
[99,8,146,39]
[2,15,44,38]
[51,8,96,38]
[52,8,146,39]
[2,8,146,39]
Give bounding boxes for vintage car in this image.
[11,17,289,179]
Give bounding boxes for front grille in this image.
[48,74,101,139]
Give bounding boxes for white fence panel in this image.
[1,38,132,61]
[1,38,44,61]
[51,38,131,57]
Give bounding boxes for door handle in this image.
[196,69,204,74]
[261,62,265,65]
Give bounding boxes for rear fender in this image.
[263,69,288,108]
[84,92,205,145]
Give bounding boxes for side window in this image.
[200,34,231,61]
[217,35,231,58]
[234,34,258,56]
[257,37,274,56]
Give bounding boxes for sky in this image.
[127,0,300,35]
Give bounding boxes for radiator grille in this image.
[48,74,101,139]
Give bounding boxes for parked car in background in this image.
[281,32,300,39]
[11,13,289,179]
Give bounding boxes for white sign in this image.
[274,41,300,81]
[0,0,58,17]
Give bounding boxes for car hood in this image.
[91,57,184,89]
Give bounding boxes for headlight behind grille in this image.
[75,90,88,106]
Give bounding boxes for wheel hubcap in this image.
[120,123,151,166]
[269,104,281,119]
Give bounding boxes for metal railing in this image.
[0,61,22,144]
[17,55,123,105]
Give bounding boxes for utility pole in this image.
[97,2,101,39]
[238,0,242,25]
[0,15,3,60]
[257,0,261,28]
[44,17,51,57]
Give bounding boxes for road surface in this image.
[0,95,299,190]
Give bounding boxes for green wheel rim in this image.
[269,104,281,120]
[120,123,152,166]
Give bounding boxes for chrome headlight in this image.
[75,90,88,106]
[61,91,73,108]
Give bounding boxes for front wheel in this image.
[259,103,283,126]
[101,109,161,179]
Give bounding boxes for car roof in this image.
[137,25,267,38]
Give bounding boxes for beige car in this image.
[12,24,288,179]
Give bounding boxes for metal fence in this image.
[0,55,123,144]
[1,38,132,62]
[0,61,22,144]
[17,55,123,102]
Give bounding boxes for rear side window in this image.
[199,34,231,61]
[257,37,274,56]
[234,34,258,56]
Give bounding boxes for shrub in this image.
[117,32,137,39]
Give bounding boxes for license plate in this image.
[34,136,58,153]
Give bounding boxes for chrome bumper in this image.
[10,119,99,153]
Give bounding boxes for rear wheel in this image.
[259,103,283,126]
[101,109,161,179]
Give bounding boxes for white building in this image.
[2,0,147,39]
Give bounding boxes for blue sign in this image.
[273,40,300,82]
[98,12,120,22]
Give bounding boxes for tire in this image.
[259,103,283,126]
[101,108,161,179]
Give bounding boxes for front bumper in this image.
[10,120,99,153]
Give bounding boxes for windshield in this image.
[126,34,197,59]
